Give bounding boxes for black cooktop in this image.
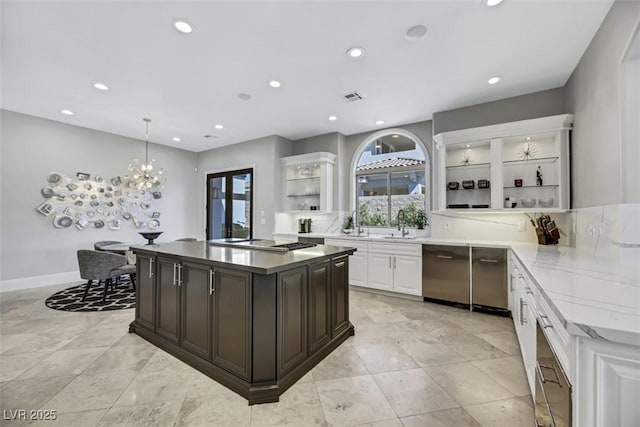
[271,242,317,250]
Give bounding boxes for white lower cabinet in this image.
[514,285,537,395]
[324,238,368,287]
[367,242,422,296]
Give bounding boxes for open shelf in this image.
[503,156,559,166]
[504,184,559,189]
[286,176,320,182]
[446,162,491,170]
[287,194,320,197]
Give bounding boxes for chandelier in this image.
[128,118,164,190]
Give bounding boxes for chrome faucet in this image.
[397,209,409,237]
[351,209,363,235]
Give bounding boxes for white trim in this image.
[0,270,81,293]
[349,128,431,212]
[281,152,336,166]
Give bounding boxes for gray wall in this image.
[565,0,640,207]
[0,110,199,281]
[432,87,567,135]
[196,135,293,240]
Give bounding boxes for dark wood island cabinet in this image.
[130,240,355,404]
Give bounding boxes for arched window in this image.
[350,129,430,228]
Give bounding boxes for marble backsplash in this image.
[274,211,345,235]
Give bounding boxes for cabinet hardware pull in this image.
[393,256,396,269]
[480,258,498,263]
[536,362,562,386]
[539,314,553,329]
[388,256,392,269]
[510,275,515,292]
[178,265,183,287]
[209,270,215,295]
[173,263,177,286]
[436,255,453,259]
[520,298,527,325]
[149,258,154,278]
[525,287,534,295]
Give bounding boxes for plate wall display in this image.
[148,219,160,230]
[109,219,121,230]
[94,219,105,229]
[47,172,63,185]
[141,201,151,209]
[86,210,95,217]
[151,212,161,219]
[66,183,78,191]
[76,219,89,230]
[111,176,122,186]
[53,215,73,228]
[41,187,55,198]
[36,202,54,216]
[74,200,83,207]
[134,219,147,229]
[76,172,90,180]
[122,212,132,220]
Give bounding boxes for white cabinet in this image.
[324,238,368,287]
[367,242,422,296]
[433,114,572,212]
[281,152,336,212]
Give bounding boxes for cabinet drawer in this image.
[368,242,421,256]
[537,295,572,382]
[325,238,368,252]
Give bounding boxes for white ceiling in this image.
[1,0,614,152]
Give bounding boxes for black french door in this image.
[206,169,253,240]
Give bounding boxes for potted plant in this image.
[415,209,428,236]
[342,216,354,234]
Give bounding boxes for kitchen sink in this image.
[382,235,416,240]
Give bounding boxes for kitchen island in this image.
[129,240,355,404]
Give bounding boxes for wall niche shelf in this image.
[281,152,336,212]
[433,114,573,212]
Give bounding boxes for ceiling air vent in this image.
[343,91,364,103]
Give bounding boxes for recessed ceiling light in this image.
[392,134,399,138]
[485,0,504,6]
[93,82,109,91]
[466,144,472,148]
[215,124,224,130]
[405,25,428,41]
[328,115,337,121]
[488,75,502,85]
[346,47,365,59]
[375,120,385,125]
[268,80,281,88]
[60,109,74,116]
[174,20,192,34]
[238,93,252,100]
[172,137,181,142]
[525,136,533,141]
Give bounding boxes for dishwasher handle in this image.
[436,255,453,259]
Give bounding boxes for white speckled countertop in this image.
[309,232,640,347]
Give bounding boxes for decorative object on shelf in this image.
[460,153,472,166]
[515,178,523,187]
[527,214,560,245]
[462,180,475,189]
[504,197,517,208]
[127,118,165,190]
[36,169,162,231]
[447,204,470,209]
[536,166,543,186]
[447,181,460,190]
[477,179,490,189]
[519,142,538,160]
[520,198,536,208]
[538,197,554,208]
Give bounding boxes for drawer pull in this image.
[388,256,392,268]
[480,258,498,263]
[539,314,553,329]
[520,298,527,325]
[436,255,453,259]
[173,263,177,286]
[525,287,534,295]
[209,270,215,295]
[149,258,154,278]
[536,362,562,386]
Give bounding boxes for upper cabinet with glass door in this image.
[433,114,572,212]
[281,152,336,212]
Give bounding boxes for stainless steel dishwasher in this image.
[422,245,470,306]
[471,247,508,311]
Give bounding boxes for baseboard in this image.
[0,270,81,293]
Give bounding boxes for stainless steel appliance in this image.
[535,322,571,427]
[298,218,312,233]
[422,245,470,306]
[208,238,316,252]
[471,247,508,312]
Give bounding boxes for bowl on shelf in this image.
[139,231,163,245]
[538,197,555,208]
[520,198,537,208]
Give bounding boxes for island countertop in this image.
[131,240,355,275]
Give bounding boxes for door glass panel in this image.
[390,170,426,226]
[357,173,388,226]
[208,176,226,239]
[231,172,251,238]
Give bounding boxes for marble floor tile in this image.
[315,375,396,426]
[440,334,509,361]
[372,368,459,417]
[464,397,534,427]
[311,345,369,381]
[471,356,531,397]
[83,343,157,374]
[97,400,182,427]
[400,408,481,427]
[0,376,75,412]
[0,350,53,381]
[398,339,466,367]
[362,308,410,324]
[184,373,239,400]
[18,347,109,379]
[44,370,138,413]
[62,325,129,350]
[355,419,404,427]
[448,312,514,334]
[110,332,155,348]
[250,382,326,426]
[404,318,467,339]
[112,367,195,408]
[1,332,78,355]
[519,395,534,408]
[175,391,252,427]
[425,362,514,406]
[476,330,521,356]
[353,343,418,374]
[25,409,108,427]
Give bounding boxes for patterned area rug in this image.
[45,280,135,312]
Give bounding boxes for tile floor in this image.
[0,283,533,426]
